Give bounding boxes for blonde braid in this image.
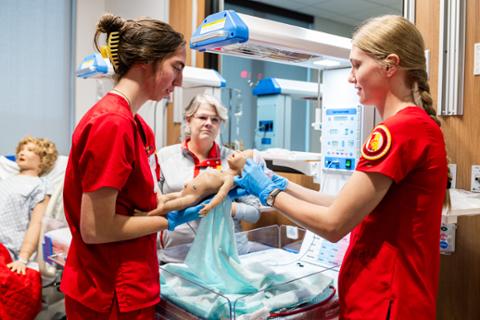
[411,71,440,126]
[412,82,423,108]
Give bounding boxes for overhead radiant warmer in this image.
[190,10,352,68]
[190,10,376,180]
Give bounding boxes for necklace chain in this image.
[111,88,132,106]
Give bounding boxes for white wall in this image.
[105,0,168,23]
[0,1,73,155]
[75,0,107,123]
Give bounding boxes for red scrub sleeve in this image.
[356,121,426,184]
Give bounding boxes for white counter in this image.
[442,189,480,224]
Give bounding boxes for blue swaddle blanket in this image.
[160,198,333,319]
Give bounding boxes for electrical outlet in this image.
[471,165,480,192]
[448,164,457,189]
[440,223,456,254]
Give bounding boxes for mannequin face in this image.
[16,142,41,175]
[227,151,248,173]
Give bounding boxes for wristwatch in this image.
[266,188,282,207]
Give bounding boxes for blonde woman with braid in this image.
[61,13,186,319]
[234,15,448,319]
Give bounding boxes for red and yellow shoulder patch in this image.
[361,124,392,161]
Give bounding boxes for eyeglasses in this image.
[193,114,221,125]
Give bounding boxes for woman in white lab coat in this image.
[157,94,260,263]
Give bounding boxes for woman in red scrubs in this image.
[61,14,186,319]
[235,15,448,319]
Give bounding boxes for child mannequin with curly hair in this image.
[0,136,58,273]
[0,136,57,320]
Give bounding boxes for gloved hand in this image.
[234,159,276,205]
[271,174,288,191]
[227,187,248,200]
[167,201,206,231]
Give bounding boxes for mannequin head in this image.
[227,150,254,174]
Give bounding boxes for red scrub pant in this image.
[65,295,156,320]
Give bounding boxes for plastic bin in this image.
[158,225,340,319]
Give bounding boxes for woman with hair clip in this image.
[61,13,188,319]
[157,93,260,263]
[234,15,448,319]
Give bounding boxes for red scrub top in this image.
[181,138,222,177]
[61,93,160,313]
[339,107,447,319]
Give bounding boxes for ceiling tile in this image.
[247,0,305,12]
[365,0,404,12]
[311,0,383,17]
[315,8,362,26]
[243,0,404,28]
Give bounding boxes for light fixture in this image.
[191,10,351,69]
[313,59,342,68]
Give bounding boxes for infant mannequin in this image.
[144,150,259,216]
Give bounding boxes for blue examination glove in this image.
[271,174,288,191]
[167,201,206,231]
[227,187,248,200]
[167,189,245,230]
[234,159,276,205]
